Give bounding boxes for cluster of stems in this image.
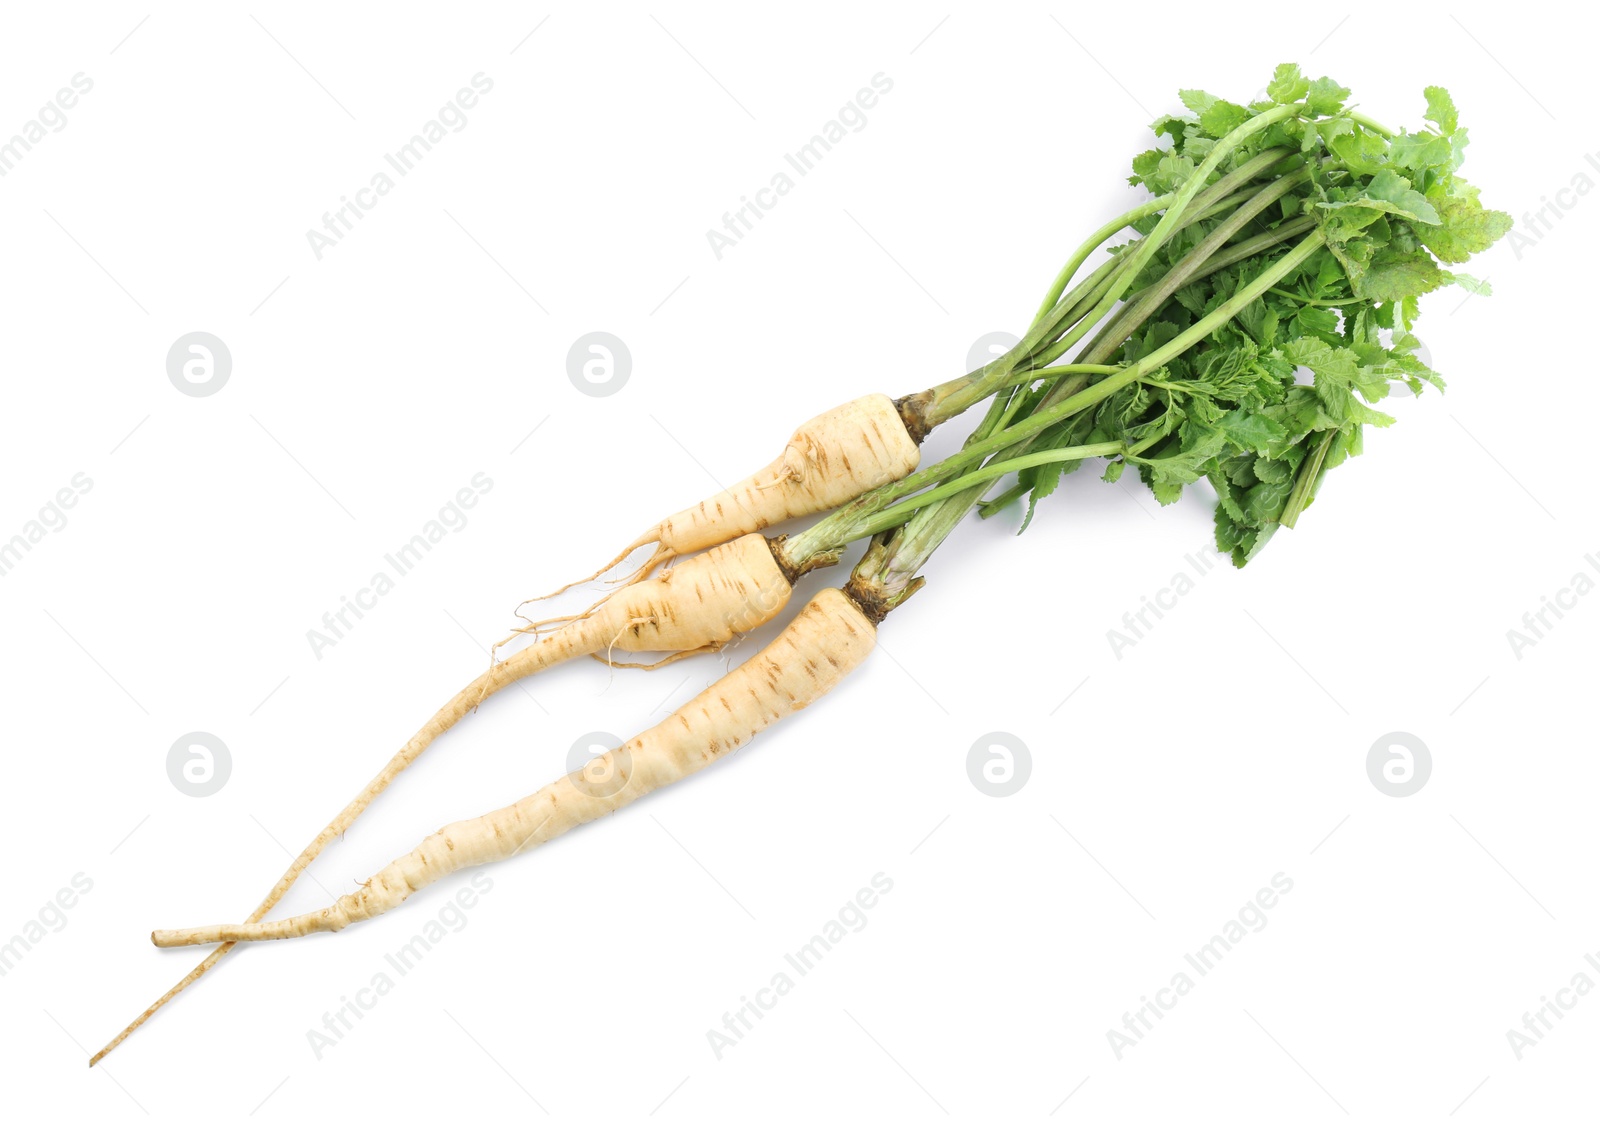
[773,101,1391,619]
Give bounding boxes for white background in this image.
[0,2,1592,1126]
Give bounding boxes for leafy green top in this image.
[1014,64,1510,564]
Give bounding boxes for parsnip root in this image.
[535,394,919,600]
[93,533,792,1064]
[153,588,875,947]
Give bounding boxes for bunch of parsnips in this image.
[95,64,1507,1066]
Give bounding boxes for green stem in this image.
[908,254,1130,438]
[1280,429,1337,528]
[1011,159,1289,385]
[1032,195,1175,323]
[975,480,1030,516]
[977,214,1319,517]
[1190,215,1317,277]
[1024,213,1317,373]
[1079,168,1311,367]
[985,365,1123,434]
[843,116,1358,611]
[1017,364,1121,380]
[1349,111,1394,138]
[914,149,1304,435]
[847,444,1126,541]
[1025,176,1278,355]
[924,127,1299,428]
[784,230,1328,571]
[1267,286,1352,306]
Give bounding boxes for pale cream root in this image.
[597,533,790,653]
[652,394,920,557]
[96,535,791,1063]
[153,589,876,947]
[535,394,920,602]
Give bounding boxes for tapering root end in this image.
[153,916,331,946]
[152,927,227,948]
[90,942,236,1067]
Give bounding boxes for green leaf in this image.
[1019,460,1063,534]
[1214,508,1251,564]
[1182,133,1215,164]
[1154,154,1197,193]
[1199,99,1252,139]
[1172,281,1209,317]
[1384,333,1445,392]
[1218,408,1288,453]
[1423,86,1458,134]
[1149,479,1183,506]
[1311,248,1346,295]
[1290,305,1342,346]
[1327,126,1389,175]
[1314,375,1395,427]
[1128,320,1183,363]
[1414,193,1513,263]
[1447,272,1493,295]
[1388,131,1455,171]
[1267,63,1311,105]
[1356,247,1448,302]
[1308,116,1356,156]
[1363,169,1442,225]
[1349,362,1392,402]
[1129,148,1165,187]
[1149,115,1189,145]
[1304,76,1350,116]
[1244,478,1295,524]
[1318,202,1387,238]
[1282,337,1361,386]
[1253,457,1293,484]
[1005,69,1504,568]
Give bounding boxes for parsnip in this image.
[154,588,875,947]
[543,394,919,597]
[107,70,1509,1069]
[91,533,791,1065]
